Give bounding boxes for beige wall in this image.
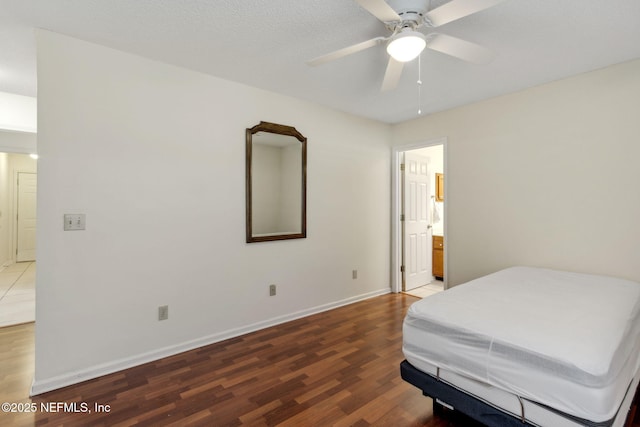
[34,30,391,393]
[392,59,640,285]
[31,27,640,393]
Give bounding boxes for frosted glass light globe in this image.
[387,30,426,62]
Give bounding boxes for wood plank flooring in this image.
[0,293,638,426]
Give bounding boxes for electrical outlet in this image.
[269,284,276,296]
[352,270,358,279]
[158,305,169,321]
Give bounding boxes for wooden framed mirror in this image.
[246,121,307,243]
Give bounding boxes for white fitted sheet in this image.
[403,266,640,423]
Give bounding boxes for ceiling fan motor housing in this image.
[386,0,432,29]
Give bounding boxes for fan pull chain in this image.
[417,53,422,115]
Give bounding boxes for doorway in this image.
[0,152,37,327]
[0,153,37,265]
[391,138,446,294]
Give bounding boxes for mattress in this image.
[402,266,640,423]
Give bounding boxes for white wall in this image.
[393,59,640,286]
[0,91,37,133]
[0,129,37,155]
[34,30,391,393]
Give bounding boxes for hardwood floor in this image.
[0,293,638,426]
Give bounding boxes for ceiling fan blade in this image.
[425,0,506,27]
[425,33,495,64]
[307,37,385,66]
[380,57,404,92]
[354,0,401,23]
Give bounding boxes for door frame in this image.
[391,137,448,293]
[15,171,37,262]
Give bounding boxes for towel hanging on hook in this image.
[431,196,441,223]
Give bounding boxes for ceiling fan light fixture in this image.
[386,29,426,62]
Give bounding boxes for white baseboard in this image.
[30,287,390,396]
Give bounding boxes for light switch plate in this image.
[64,214,86,231]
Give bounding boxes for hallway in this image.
[0,261,35,327]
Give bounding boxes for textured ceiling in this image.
[1,0,640,124]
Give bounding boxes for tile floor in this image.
[404,280,444,298]
[0,262,35,327]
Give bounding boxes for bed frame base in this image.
[401,360,534,426]
[401,359,640,427]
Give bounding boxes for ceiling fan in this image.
[307,0,506,91]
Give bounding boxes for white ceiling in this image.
[1,0,640,124]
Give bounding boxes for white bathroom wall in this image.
[34,30,391,393]
[393,58,640,286]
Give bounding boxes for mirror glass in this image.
[246,122,306,243]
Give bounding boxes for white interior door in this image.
[16,172,37,262]
[403,152,432,291]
